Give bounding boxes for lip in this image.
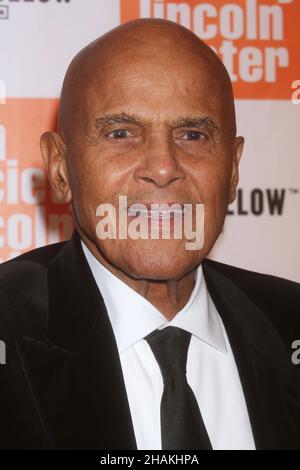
[128,202,187,209]
[126,202,190,213]
[123,201,197,227]
[127,206,192,223]
[127,210,184,220]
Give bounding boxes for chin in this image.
[122,241,198,281]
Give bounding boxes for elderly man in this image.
[0,18,299,451]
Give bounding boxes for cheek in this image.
[69,158,133,242]
[70,160,114,206]
[188,161,231,238]
[77,151,134,200]
[190,161,230,204]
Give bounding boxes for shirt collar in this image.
[80,239,227,354]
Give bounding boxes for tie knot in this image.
[145,326,191,383]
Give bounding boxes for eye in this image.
[182,131,207,141]
[107,129,132,139]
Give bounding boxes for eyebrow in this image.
[173,116,219,131]
[95,112,219,132]
[95,112,143,128]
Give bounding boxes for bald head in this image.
[41,17,244,286]
[57,18,236,143]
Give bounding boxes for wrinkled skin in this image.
[41,19,244,319]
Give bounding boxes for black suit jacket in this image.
[0,229,299,449]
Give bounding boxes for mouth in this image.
[127,203,189,220]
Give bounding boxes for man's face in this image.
[65,49,242,280]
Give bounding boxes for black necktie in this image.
[145,326,212,450]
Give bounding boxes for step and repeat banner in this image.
[0,0,299,281]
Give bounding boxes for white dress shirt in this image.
[80,239,255,450]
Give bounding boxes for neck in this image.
[80,233,196,321]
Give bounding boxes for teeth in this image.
[127,208,187,218]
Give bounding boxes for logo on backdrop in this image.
[227,187,298,216]
[0,109,73,263]
[0,0,71,20]
[0,0,299,264]
[120,0,299,99]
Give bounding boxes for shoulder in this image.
[1,240,67,269]
[0,241,67,339]
[203,258,300,345]
[0,240,67,292]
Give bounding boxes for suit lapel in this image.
[203,260,300,449]
[16,230,137,449]
[15,229,299,449]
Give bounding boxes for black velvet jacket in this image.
[0,229,299,449]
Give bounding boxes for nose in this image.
[133,135,186,188]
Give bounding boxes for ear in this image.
[40,131,72,204]
[228,136,244,204]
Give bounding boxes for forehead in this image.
[84,51,224,123]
